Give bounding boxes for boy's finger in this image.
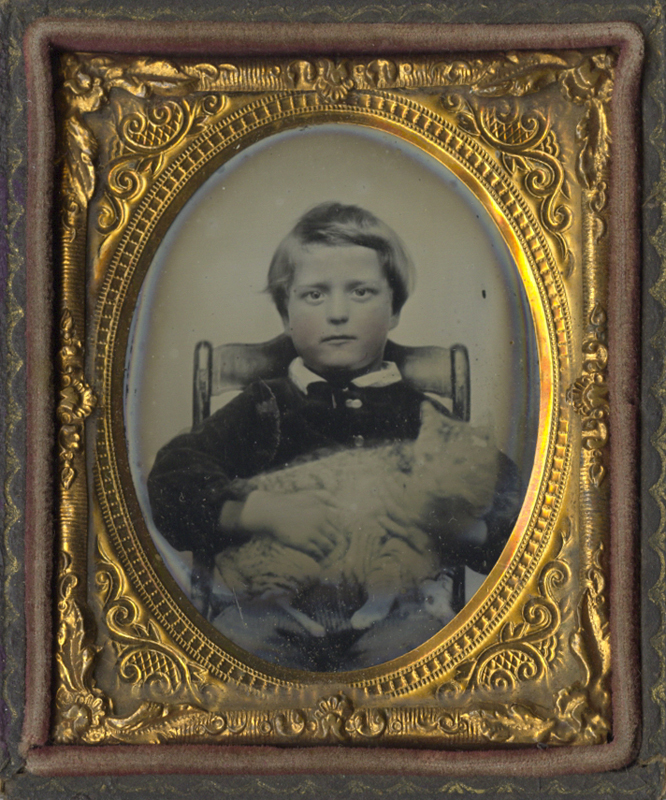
[382,499,411,526]
[377,515,409,538]
[312,529,335,552]
[379,517,430,554]
[311,528,340,554]
[301,541,325,560]
[313,489,340,507]
[319,522,340,544]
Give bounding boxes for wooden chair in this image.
[190,334,471,620]
[193,333,470,426]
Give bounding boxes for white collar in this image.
[288,357,403,394]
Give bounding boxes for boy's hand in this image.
[238,489,343,561]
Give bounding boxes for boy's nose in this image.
[326,293,350,323]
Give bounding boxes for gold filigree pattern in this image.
[62,50,608,99]
[56,310,97,490]
[97,93,227,243]
[59,58,105,214]
[293,59,355,102]
[56,549,224,745]
[570,546,611,726]
[474,685,610,745]
[53,48,616,288]
[560,53,614,241]
[95,538,212,703]
[443,94,573,270]
[449,95,573,268]
[62,53,226,105]
[431,528,608,747]
[59,50,615,253]
[54,611,609,754]
[54,526,607,747]
[446,49,615,268]
[54,552,109,744]
[437,520,572,701]
[90,86,570,704]
[567,303,609,486]
[52,46,616,748]
[59,54,231,251]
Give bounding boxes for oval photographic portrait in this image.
[124,124,540,673]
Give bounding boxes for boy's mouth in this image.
[321,334,356,342]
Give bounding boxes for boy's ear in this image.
[389,312,400,331]
[281,315,292,336]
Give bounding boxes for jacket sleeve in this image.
[146,382,281,555]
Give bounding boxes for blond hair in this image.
[267,202,415,318]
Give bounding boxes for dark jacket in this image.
[147,377,522,573]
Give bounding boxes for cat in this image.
[211,401,499,636]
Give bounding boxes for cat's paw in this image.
[351,595,394,630]
[275,597,327,637]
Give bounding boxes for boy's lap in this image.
[345,599,449,669]
[211,594,449,672]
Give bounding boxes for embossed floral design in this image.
[437,522,572,701]
[443,95,573,267]
[56,311,97,490]
[58,54,227,243]
[274,709,307,737]
[345,707,387,738]
[54,553,109,743]
[312,59,355,102]
[97,93,226,247]
[57,690,107,744]
[473,682,609,746]
[312,694,352,740]
[567,303,609,486]
[96,538,212,703]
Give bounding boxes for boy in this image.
[148,202,521,671]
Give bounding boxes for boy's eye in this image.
[301,289,323,301]
[352,286,376,298]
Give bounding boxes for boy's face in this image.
[283,243,399,375]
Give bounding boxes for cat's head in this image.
[412,401,494,470]
[420,575,455,622]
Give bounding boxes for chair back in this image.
[194,334,469,426]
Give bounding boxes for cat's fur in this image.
[212,401,498,635]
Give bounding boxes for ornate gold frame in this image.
[53,46,619,749]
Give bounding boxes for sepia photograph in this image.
[124,123,539,672]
